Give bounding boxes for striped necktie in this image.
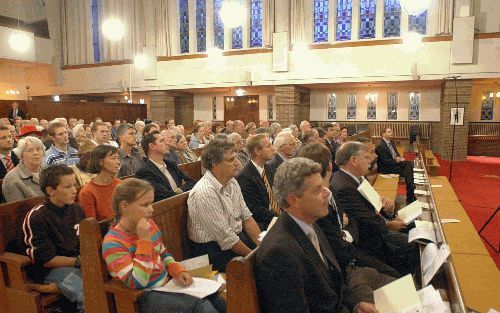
[262,170,281,215]
[4,155,14,172]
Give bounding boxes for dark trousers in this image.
[389,160,416,202]
[381,230,419,275]
[352,248,401,278]
[189,231,257,272]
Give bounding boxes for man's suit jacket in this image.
[330,170,391,258]
[0,151,20,179]
[325,139,340,172]
[8,109,26,120]
[265,153,283,185]
[236,161,276,230]
[375,139,401,174]
[255,211,373,313]
[135,158,195,202]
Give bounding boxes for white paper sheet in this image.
[154,277,222,299]
[415,181,427,186]
[420,202,431,210]
[421,243,439,274]
[441,219,461,224]
[179,255,210,271]
[258,231,267,242]
[418,285,448,313]
[380,174,400,178]
[413,168,425,172]
[414,190,429,196]
[415,220,434,229]
[357,179,383,212]
[431,185,442,188]
[267,216,278,231]
[374,274,421,313]
[398,201,423,225]
[423,244,450,286]
[408,227,437,244]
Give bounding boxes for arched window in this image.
[250,0,263,47]
[409,11,427,35]
[314,0,329,43]
[213,0,225,49]
[231,0,243,49]
[383,0,401,38]
[359,0,376,39]
[409,92,420,120]
[327,93,337,120]
[91,0,100,63]
[347,94,357,119]
[387,93,398,120]
[179,0,190,53]
[196,0,207,52]
[367,94,377,119]
[336,0,352,41]
[480,92,494,120]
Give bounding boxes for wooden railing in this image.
[314,121,434,139]
[469,122,500,136]
[468,135,500,157]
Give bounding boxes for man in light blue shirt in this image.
[43,122,79,167]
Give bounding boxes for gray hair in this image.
[116,123,136,139]
[14,136,45,158]
[134,121,145,129]
[268,122,281,136]
[273,158,322,209]
[228,132,242,142]
[273,131,293,149]
[289,124,298,131]
[335,141,367,166]
[72,124,85,138]
[201,137,235,170]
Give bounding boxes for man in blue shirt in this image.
[43,122,79,167]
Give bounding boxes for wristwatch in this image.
[74,255,81,268]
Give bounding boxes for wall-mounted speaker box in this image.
[273,32,289,72]
[451,16,475,64]
[140,46,158,80]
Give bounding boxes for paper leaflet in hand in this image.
[374,274,421,313]
[357,179,383,212]
[397,201,423,225]
[154,277,222,299]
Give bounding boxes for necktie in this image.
[307,230,326,264]
[262,170,281,215]
[387,142,396,158]
[4,155,14,172]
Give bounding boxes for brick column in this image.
[274,85,310,126]
[438,79,472,160]
[149,91,175,122]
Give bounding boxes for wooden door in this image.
[224,95,259,124]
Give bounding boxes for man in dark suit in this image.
[8,102,26,121]
[237,134,278,230]
[331,142,419,275]
[324,122,341,172]
[376,127,416,203]
[296,143,400,278]
[266,130,296,184]
[135,132,195,202]
[256,158,393,313]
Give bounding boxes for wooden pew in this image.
[178,160,202,182]
[80,192,190,313]
[0,196,65,313]
[372,174,400,202]
[192,148,203,157]
[226,249,260,313]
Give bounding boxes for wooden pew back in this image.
[178,160,202,182]
[192,148,203,157]
[226,249,260,313]
[151,192,190,261]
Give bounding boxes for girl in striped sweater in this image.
[102,178,225,313]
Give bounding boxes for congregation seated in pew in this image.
[188,137,261,272]
[174,133,199,164]
[255,158,395,313]
[117,123,143,177]
[20,164,85,312]
[101,178,225,313]
[135,132,195,202]
[78,145,122,221]
[70,140,96,187]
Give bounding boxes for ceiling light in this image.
[401,32,423,53]
[139,98,145,104]
[235,89,246,96]
[127,99,132,104]
[53,95,60,102]
[134,54,148,69]
[8,31,31,53]
[489,92,494,98]
[102,18,125,41]
[220,1,246,28]
[125,95,128,100]
[400,0,432,16]
[496,91,500,98]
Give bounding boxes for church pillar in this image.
[274,85,310,127]
[149,91,175,122]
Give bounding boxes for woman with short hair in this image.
[174,134,198,164]
[2,136,45,202]
[78,145,122,221]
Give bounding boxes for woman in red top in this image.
[79,145,122,220]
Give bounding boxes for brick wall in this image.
[149,91,175,122]
[275,85,310,126]
[438,79,472,160]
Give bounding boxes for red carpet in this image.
[400,154,500,269]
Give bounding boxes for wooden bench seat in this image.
[178,160,202,183]
[226,249,260,313]
[0,196,66,313]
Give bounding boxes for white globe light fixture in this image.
[220,1,246,28]
[102,18,125,41]
[8,31,31,53]
[400,0,432,15]
[401,32,423,53]
[134,54,149,69]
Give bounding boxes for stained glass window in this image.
[336,0,352,41]
[359,0,376,39]
[409,92,420,120]
[387,93,398,120]
[383,0,401,37]
[179,0,189,53]
[327,93,337,120]
[268,95,274,120]
[91,0,100,63]
[367,95,377,119]
[213,0,224,49]
[480,92,494,120]
[196,0,207,52]
[409,11,427,35]
[212,96,217,120]
[347,94,357,119]
[232,27,243,49]
[250,0,263,47]
[314,0,329,43]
